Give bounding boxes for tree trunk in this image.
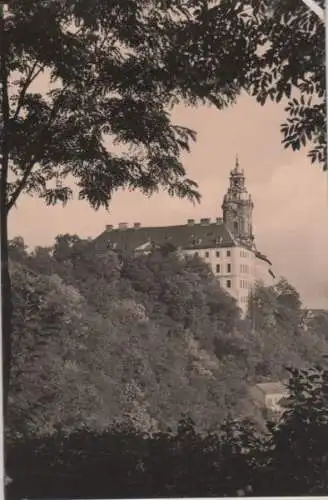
[0,207,11,425]
[1,2,11,427]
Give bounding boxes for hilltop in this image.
[8,235,328,437]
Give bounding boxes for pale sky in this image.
[9,93,328,309]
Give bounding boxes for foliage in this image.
[9,260,115,438]
[255,366,328,496]
[302,308,328,341]
[7,367,328,498]
[247,0,326,170]
[6,416,262,499]
[7,237,328,497]
[0,1,261,424]
[1,0,260,213]
[246,278,327,380]
[8,236,328,440]
[2,0,326,431]
[8,239,251,436]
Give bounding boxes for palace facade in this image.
[95,158,275,313]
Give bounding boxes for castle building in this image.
[95,158,275,313]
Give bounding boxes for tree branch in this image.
[6,93,66,212]
[12,62,44,122]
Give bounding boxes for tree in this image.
[246,279,328,380]
[247,0,326,170]
[10,238,328,438]
[0,0,261,418]
[8,237,256,436]
[8,238,328,496]
[304,309,328,341]
[7,366,328,498]
[8,259,116,439]
[256,366,328,496]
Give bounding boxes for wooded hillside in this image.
[8,235,328,439]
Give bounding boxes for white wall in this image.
[183,246,275,314]
[184,246,258,313]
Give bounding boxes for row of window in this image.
[240,279,249,289]
[192,249,251,260]
[200,249,250,260]
[221,282,252,295]
[216,263,232,274]
[202,250,231,258]
[240,264,250,274]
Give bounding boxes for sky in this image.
[9,92,328,309]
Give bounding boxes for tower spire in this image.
[235,154,239,170]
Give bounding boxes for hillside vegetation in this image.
[8,235,328,439]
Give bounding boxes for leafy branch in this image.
[6,91,67,212]
[12,61,44,122]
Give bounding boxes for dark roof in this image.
[94,221,238,252]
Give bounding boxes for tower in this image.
[222,156,254,246]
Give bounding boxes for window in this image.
[240,280,242,288]
[216,264,220,273]
[195,252,199,257]
[216,251,220,257]
[205,251,209,258]
[227,263,231,273]
[227,250,231,257]
[226,279,231,288]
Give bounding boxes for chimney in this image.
[187,219,195,226]
[106,224,113,231]
[200,218,210,225]
[118,222,128,230]
[134,222,141,229]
